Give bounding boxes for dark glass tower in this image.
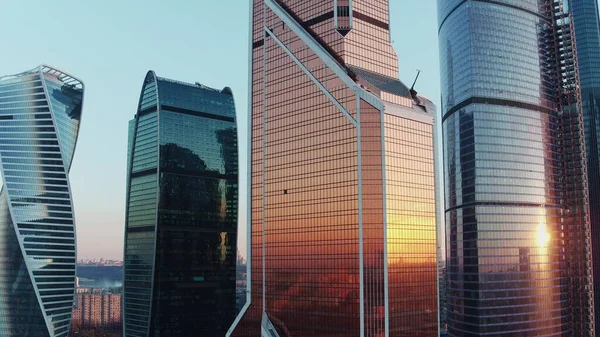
[0,65,83,337]
[438,0,594,336]
[568,1,600,333]
[123,72,238,337]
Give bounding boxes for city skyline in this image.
[0,1,440,261]
[0,1,600,337]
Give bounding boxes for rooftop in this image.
[156,76,232,95]
[349,65,412,99]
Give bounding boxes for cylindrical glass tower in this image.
[438,0,594,335]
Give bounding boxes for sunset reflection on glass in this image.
[230,0,438,336]
[537,223,550,247]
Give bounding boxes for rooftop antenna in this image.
[410,69,422,91]
[409,69,423,106]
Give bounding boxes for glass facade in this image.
[228,1,437,336]
[123,72,238,337]
[385,114,438,336]
[0,65,83,337]
[568,1,600,333]
[438,1,594,336]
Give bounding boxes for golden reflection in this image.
[536,222,550,247]
[385,115,436,266]
[387,215,436,264]
[534,215,554,326]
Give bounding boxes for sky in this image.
[0,1,440,261]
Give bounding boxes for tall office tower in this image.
[0,65,83,337]
[438,0,595,336]
[123,72,239,337]
[228,1,438,336]
[568,1,600,333]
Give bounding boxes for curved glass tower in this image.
[438,0,594,336]
[123,71,238,337]
[0,65,83,337]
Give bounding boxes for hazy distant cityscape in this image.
[70,255,247,336]
[78,259,123,267]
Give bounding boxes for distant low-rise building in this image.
[71,289,122,333]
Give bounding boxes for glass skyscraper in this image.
[0,65,83,337]
[123,72,238,337]
[438,0,594,336]
[228,1,438,336]
[568,1,600,333]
